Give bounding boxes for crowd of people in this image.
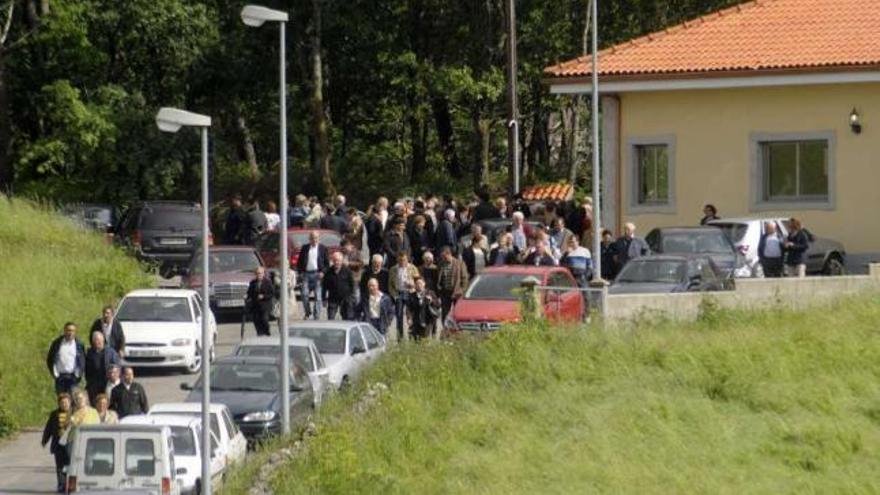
[42,311,149,492]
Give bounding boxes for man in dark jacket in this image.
[85,332,122,405]
[46,322,86,395]
[246,266,275,336]
[357,278,395,336]
[783,217,810,278]
[435,209,458,255]
[757,221,785,278]
[297,231,330,319]
[383,220,411,267]
[360,254,390,300]
[41,393,73,492]
[320,207,349,235]
[524,241,558,267]
[323,252,357,320]
[244,201,268,246]
[365,210,386,259]
[110,367,149,418]
[472,188,501,222]
[612,222,651,270]
[408,277,441,340]
[224,194,247,244]
[89,305,125,356]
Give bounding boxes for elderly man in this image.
[110,367,149,418]
[758,221,785,278]
[389,253,420,341]
[612,222,651,271]
[510,211,532,252]
[524,240,558,267]
[246,266,275,336]
[297,231,329,319]
[436,246,469,321]
[357,278,395,336]
[84,332,122,405]
[435,209,458,255]
[90,305,125,356]
[360,254,390,300]
[324,252,357,320]
[46,322,86,394]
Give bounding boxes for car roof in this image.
[149,403,228,414]
[123,289,198,298]
[649,226,725,233]
[214,355,281,366]
[288,320,362,330]
[238,336,315,347]
[479,266,563,276]
[121,414,199,428]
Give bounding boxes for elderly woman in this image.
[66,389,100,459]
[41,393,73,492]
[94,393,119,424]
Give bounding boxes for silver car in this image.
[233,336,331,406]
[708,217,846,276]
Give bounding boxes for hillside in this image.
[0,197,152,436]
[225,295,880,494]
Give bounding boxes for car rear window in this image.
[617,260,687,284]
[170,426,196,456]
[124,438,156,477]
[290,328,346,355]
[85,438,115,476]
[236,344,315,372]
[191,251,262,274]
[661,232,733,254]
[117,297,192,322]
[139,210,201,231]
[711,223,749,244]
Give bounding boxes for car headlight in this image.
[242,410,276,422]
[171,338,193,346]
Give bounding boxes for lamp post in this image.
[241,4,291,435]
[590,0,603,284]
[155,107,213,495]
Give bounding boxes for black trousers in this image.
[439,291,455,322]
[251,307,271,336]
[327,297,355,320]
[53,447,69,490]
[761,258,784,278]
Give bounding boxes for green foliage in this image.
[221,294,880,494]
[0,196,153,437]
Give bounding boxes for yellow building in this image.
[545,0,880,260]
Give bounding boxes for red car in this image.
[257,228,343,270]
[447,266,585,332]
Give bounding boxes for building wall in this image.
[617,82,880,252]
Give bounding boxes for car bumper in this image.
[123,347,196,368]
[135,250,194,265]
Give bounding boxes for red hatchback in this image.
[448,266,585,332]
[257,228,343,270]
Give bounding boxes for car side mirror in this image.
[351,346,366,355]
[179,382,192,391]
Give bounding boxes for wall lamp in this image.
[850,108,862,134]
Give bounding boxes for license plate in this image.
[161,237,188,245]
[217,299,245,308]
[129,349,160,357]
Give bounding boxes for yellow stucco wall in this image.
[619,82,880,252]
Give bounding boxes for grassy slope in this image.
[0,197,152,436]
[233,295,880,495]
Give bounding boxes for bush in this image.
[0,196,152,436]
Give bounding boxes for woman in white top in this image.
[264,200,281,232]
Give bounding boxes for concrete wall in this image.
[604,264,880,323]
[616,82,880,252]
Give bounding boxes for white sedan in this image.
[233,336,332,406]
[149,403,248,467]
[288,321,386,390]
[116,289,217,374]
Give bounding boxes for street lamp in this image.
[155,106,213,495]
[241,4,292,435]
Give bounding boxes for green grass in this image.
[220,294,880,494]
[0,196,152,436]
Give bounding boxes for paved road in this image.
[0,313,272,495]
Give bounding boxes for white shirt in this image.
[101,320,113,341]
[306,244,320,271]
[368,294,382,319]
[397,266,413,292]
[55,339,78,376]
[106,380,121,397]
[764,236,782,258]
[379,209,389,230]
[265,213,281,231]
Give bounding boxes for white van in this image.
[66,424,181,495]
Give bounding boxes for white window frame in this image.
[749,131,836,211]
[627,135,676,214]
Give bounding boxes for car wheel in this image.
[186,344,203,374]
[823,256,846,276]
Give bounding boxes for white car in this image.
[288,321,386,390]
[234,336,332,406]
[148,403,247,467]
[116,289,217,374]
[120,415,224,495]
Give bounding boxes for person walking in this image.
[289,194,310,228]
[600,229,617,280]
[297,231,329,319]
[345,211,365,253]
[436,246,469,321]
[408,215,433,266]
[461,224,489,279]
[94,394,119,424]
[560,236,593,287]
[41,393,72,493]
[84,332,122,405]
[548,217,574,260]
[472,187,501,221]
[46,322,86,395]
[109,367,149,418]
[757,222,785,278]
[68,389,100,452]
[265,200,281,232]
[357,278,395,337]
[700,204,720,225]
[389,253,420,341]
[104,365,121,398]
[408,277,441,340]
[612,222,651,270]
[246,266,275,336]
[224,194,247,244]
[784,217,810,278]
[489,232,519,266]
[324,252,357,320]
[383,219,411,267]
[244,200,268,246]
[89,305,125,356]
[419,252,440,293]
[524,240,557,267]
[435,209,458,255]
[510,211,532,252]
[360,254,390,299]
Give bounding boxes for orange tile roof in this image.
[545,0,880,79]
[521,184,574,202]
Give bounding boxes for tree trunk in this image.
[473,113,492,188]
[409,111,427,181]
[234,108,259,180]
[308,0,334,198]
[432,96,462,178]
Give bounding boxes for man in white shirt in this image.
[45,322,86,394]
[296,231,329,319]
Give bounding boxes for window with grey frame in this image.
[635,144,670,205]
[760,140,828,202]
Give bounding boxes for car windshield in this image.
[170,426,196,456]
[190,251,261,274]
[202,363,279,392]
[464,273,530,301]
[711,223,749,244]
[289,328,346,355]
[116,297,191,322]
[617,260,687,284]
[139,211,201,231]
[661,232,732,254]
[235,345,315,371]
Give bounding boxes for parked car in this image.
[65,423,180,495]
[644,226,747,281]
[447,266,585,332]
[234,336,332,406]
[116,289,217,374]
[181,356,314,443]
[114,201,208,278]
[707,217,847,276]
[61,203,120,233]
[120,415,224,495]
[257,228,342,271]
[148,403,247,469]
[287,321,386,390]
[181,245,276,318]
[609,255,727,294]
